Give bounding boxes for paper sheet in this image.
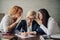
[15,34,35,38]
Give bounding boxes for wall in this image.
[0,0,2,12]
[0,0,60,26]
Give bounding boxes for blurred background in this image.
[0,0,60,26]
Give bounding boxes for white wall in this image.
[0,0,60,26]
[0,0,2,12]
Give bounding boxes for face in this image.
[38,12,43,20]
[14,9,22,18]
[27,15,35,23]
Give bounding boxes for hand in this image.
[35,19,42,25]
[28,31,36,35]
[20,32,28,36]
[16,17,21,23]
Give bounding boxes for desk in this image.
[50,34,60,40]
[0,34,15,40]
[1,34,40,40]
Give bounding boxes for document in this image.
[15,34,35,38]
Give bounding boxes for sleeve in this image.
[40,24,47,34]
[33,20,46,35]
[47,17,60,35]
[36,26,46,35]
[15,20,23,34]
[0,23,3,32]
[2,15,10,32]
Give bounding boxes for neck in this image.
[27,22,32,27]
[27,21,32,27]
[39,18,43,21]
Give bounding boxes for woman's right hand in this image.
[20,32,28,36]
[16,17,21,23]
[35,19,42,25]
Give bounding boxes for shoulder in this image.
[48,17,56,23]
[4,14,10,18]
[48,17,54,21]
[2,14,11,20]
[1,14,10,22]
[32,20,40,26]
[20,20,26,24]
[21,19,26,22]
[48,17,59,27]
[32,20,37,24]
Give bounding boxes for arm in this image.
[35,19,47,35]
[47,17,60,35]
[27,31,36,35]
[35,19,47,34]
[2,15,11,32]
[40,24,47,34]
[8,17,21,31]
[36,25,46,35]
[8,21,18,31]
[15,20,23,34]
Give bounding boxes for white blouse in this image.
[27,25,32,32]
[0,14,14,32]
[40,17,60,35]
[27,22,32,32]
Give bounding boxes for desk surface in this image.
[1,34,15,40]
[50,34,60,39]
[1,34,40,40]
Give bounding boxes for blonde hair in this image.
[9,6,23,15]
[26,10,36,19]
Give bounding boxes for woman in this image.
[15,10,45,36]
[0,6,23,33]
[36,8,60,35]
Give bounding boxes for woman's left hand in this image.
[35,19,42,25]
[28,31,36,35]
[16,17,21,23]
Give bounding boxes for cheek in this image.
[38,14,43,19]
[28,19,33,22]
[31,19,34,21]
[27,20,31,23]
[40,15,43,19]
[18,13,21,16]
[27,19,30,22]
[16,13,21,17]
[16,14,19,16]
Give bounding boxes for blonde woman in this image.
[0,6,23,33]
[15,10,45,36]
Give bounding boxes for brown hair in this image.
[9,6,23,15]
[38,8,50,27]
[13,6,23,12]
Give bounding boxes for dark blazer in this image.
[15,20,46,35]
